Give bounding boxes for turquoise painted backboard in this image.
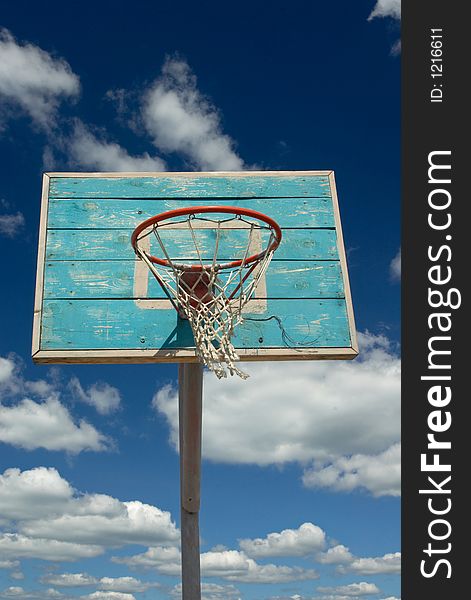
[32,171,358,363]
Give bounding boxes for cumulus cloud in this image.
[0,213,24,238]
[390,248,401,281]
[338,552,401,575]
[0,466,179,563]
[0,355,113,454]
[368,0,401,21]
[112,545,180,570]
[0,587,67,599]
[81,593,135,600]
[21,498,179,548]
[39,574,157,594]
[69,377,122,415]
[40,573,98,587]
[266,595,307,600]
[143,56,245,170]
[0,28,79,129]
[200,550,318,583]
[0,467,72,520]
[171,582,241,600]
[239,522,326,558]
[0,534,102,562]
[316,544,355,565]
[302,443,401,497]
[98,577,159,593]
[316,582,380,596]
[0,358,15,386]
[0,397,110,453]
[68,121,166,171]
[0,561,19,570]
[0,355,54,400]
[115,547,318,583]
[153,332,400,496]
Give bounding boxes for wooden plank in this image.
[49,173,332,199]
[32,174,51,356]
[44,260,344,300]
[328,172,358,353]
[47,197,336,229]
[33,346,359,364]
[39,298,352,350]
[45,228,340,261]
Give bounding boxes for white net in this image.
[133,212,279,379]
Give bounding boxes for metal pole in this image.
[179,363,203,600]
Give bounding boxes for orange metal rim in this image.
[131,205,283,270]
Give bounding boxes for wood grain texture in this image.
[47,197,336,229]
[49,174,332,199]
[45,228,340,261]
[43,260,344,300]
[40,298,351,350]
[328,172,359,353]
[33,347,358,364]
[33,170,358,361]
[32,174,51,356]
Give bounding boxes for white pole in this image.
[179,363,203,600]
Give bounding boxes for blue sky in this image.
[0,2,400,600]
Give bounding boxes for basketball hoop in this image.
[131,206,282,379]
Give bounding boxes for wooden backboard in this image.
[32,171,358,363]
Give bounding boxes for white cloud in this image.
[390,248,401,281]
[0,358,15,385]
[0,213,24,238]
[40,573,97,587]
[0,28,79,129]
[115,547,318,583]
[22,497,179,547]
[81,593,135,600]
[0,397,110,453]
[338,552,401,575]
[316,582,380,596]
[0,467,179,563]
[0,534,102,562]
[201,550,318,583]
[368,0,401,20]
[0,355,54,400]
[0,355,112,454]
[153,332,400,496]
[0,561,19,570]
[0,588,66,599]
[98,577,158,593]
[239,522,326,558]
[40,573,160,593]
[143,56,245,170]
[170,582,241,600]
[265,595,307,600]
[69,377,121,415]
[0,467,73,520]
[390,40,401,57]
[316,544,354,565]
[8,573,23,581]
[112,545,180,570]
[302,443,401,497]
[39,574,157,593]
[68,121,166,171]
